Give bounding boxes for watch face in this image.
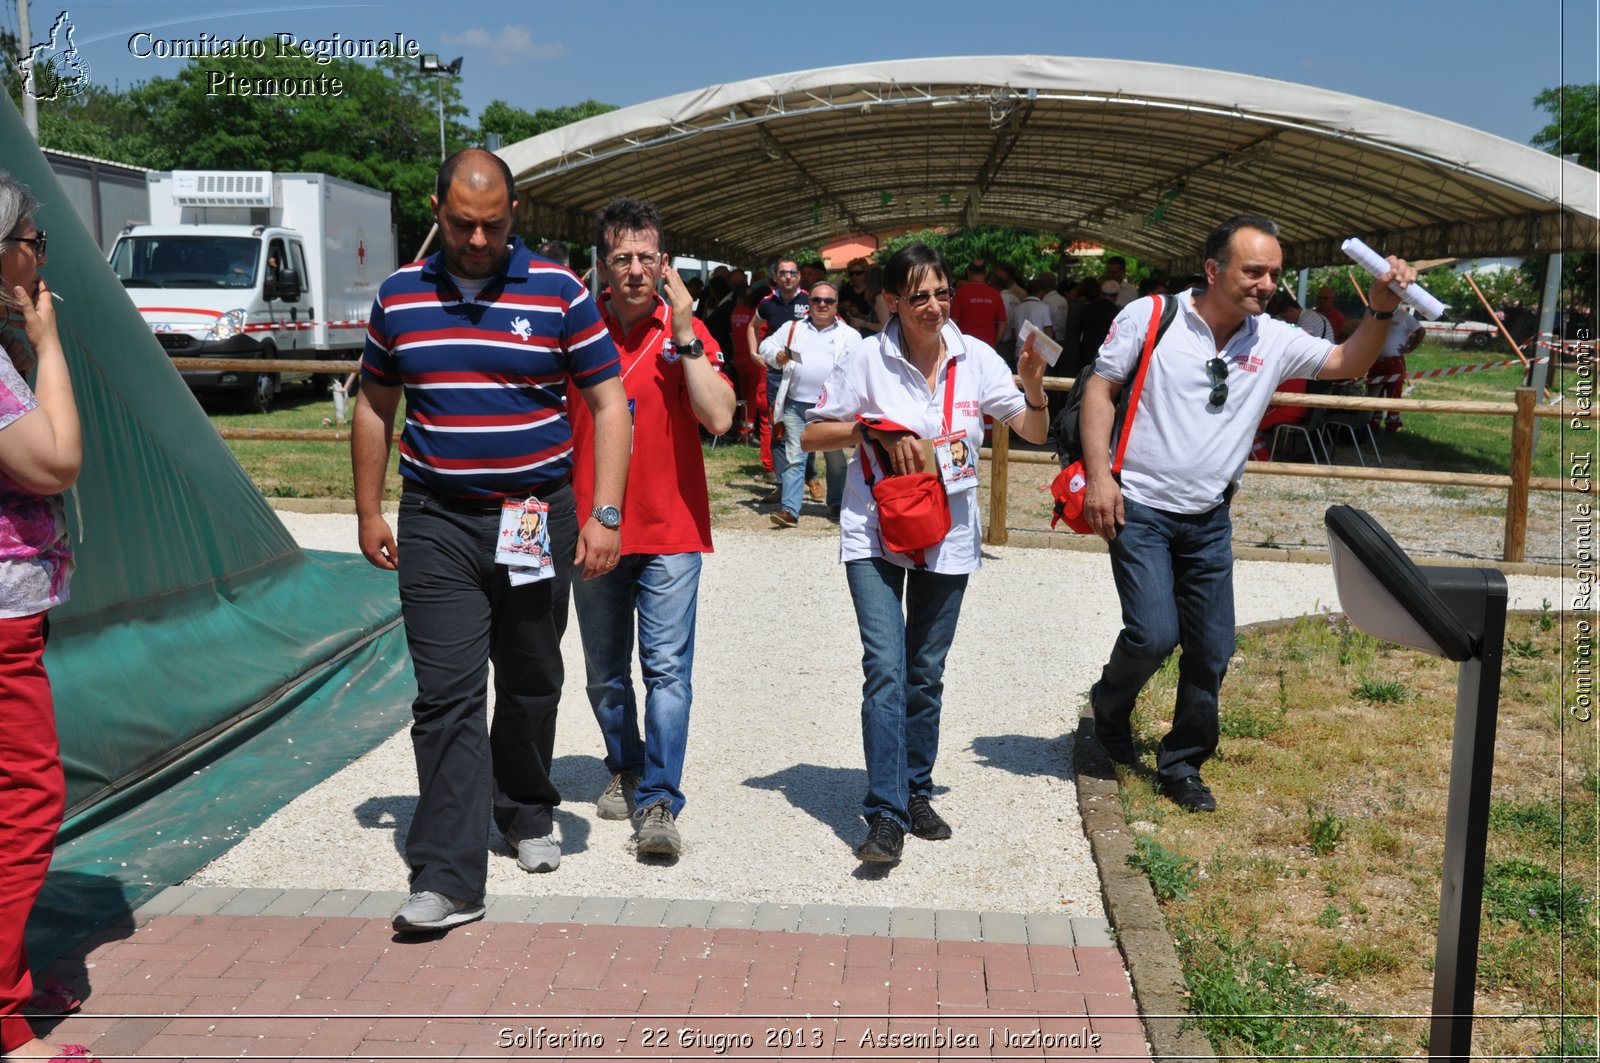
[595,505,622,529]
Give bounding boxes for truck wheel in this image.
[241,370,278,413]
[1466,331,1491,350]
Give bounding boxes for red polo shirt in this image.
[950,280,1008,345]
[569,295,730,555]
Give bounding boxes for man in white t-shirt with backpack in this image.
[1079,215,1415,813]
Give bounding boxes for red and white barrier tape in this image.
[241,319,368,333]
[1364,356,1549,385]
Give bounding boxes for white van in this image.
[109,171,394,411]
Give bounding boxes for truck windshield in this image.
[110,235,263,289]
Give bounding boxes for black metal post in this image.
[1428,579,1508,1060]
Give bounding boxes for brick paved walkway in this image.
[38,887,1153,1061]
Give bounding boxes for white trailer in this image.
[109,171,395,411]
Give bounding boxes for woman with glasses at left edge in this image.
[801,244,1050,865]
[0,172,95,1063]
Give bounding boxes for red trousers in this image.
[0,613,62,1053]
[756,373,774,472]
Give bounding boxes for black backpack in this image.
[1052,296,1179,468]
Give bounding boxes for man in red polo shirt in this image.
[569,196,735,859]
[950,261,1008,347]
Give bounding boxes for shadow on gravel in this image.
[355,794,416,857]
[550,752,611,803]
[743,763,867,845]
[970,733,1078,780]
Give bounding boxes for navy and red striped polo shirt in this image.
[362,237,621,499]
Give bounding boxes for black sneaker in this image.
[854,814,904,862]
[1161,775,1217,813]
[906,795,951,840]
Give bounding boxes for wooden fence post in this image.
[986,421,1010,545]
[1502,387,1535,563]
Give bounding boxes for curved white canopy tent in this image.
[498,55,1597,271]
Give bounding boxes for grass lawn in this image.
[1383,343,1578,481]
[1117,607,1596,1060]
[205,383,403,500]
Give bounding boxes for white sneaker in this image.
[393,891,485,934]
[506,823,560,873]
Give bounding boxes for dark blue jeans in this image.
[845,557,969,829]
[1094,496,1234,784]
[396,483,577,904]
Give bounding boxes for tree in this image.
[479,99,616,145]
[874,226,1146,285]
[1531,83,1598,170]
[1529,84,1597,322]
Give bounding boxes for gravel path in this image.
[191,512,1569,916]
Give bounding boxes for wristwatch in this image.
[1370,309,1395,320]
[591,505,622,530]
[675,337,705,359]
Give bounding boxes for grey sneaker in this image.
[506,823,561,873]
[596,772,638,820]
[634,799,681,856]
[392,891,485,934]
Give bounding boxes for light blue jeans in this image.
[571,552,703,816]
[778,398,846,515]
[844,557,969,828]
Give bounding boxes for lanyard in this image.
[938,354,957,435]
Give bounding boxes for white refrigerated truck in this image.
[109,170,394,411]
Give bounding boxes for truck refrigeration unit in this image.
[109,170,395,411]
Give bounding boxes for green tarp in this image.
[3,97,416,959]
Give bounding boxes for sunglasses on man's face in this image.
[1206,357,1230,408]
[899,287,954,308]
[810,297,837,306]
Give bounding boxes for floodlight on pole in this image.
[418,54,464,162]
[1325,505,1507,1062]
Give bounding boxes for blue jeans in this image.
[1093,497,1234,784]
[777,398,845,514]
[571,552,703,817]
[845,557,969,828]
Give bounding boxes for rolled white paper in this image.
[1340,237,1445,320]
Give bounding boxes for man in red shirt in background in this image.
[950,261,1008,347]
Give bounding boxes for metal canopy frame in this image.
[498,55,1599,270]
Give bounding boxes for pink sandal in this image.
[47,1046,101,1063]
[26,976,83,1016]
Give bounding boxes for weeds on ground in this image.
[1114,610,1593,1059]
[1174,914,1386,1059]
[1128,836,1197,901]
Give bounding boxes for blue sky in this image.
[15,0,1598,147]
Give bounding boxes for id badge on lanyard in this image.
[496,497,555,585]
[933,430,978,494]
[932,356,977,493]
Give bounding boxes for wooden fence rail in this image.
[982,385,1587,563]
